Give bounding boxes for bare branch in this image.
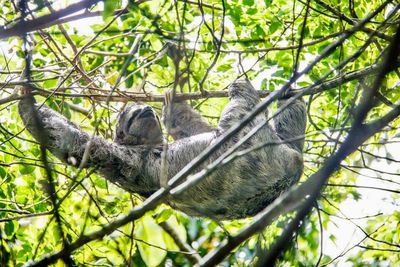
[0,63,390,106]
[0,0,102,39]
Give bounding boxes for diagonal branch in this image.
[0,0,102,39]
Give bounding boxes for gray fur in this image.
[162,99,214,140]
[18,79,306,220]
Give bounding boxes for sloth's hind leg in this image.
[162,90,214,140]
[217,79,261,132]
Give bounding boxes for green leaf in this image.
[150,37,163,51]
[5,221,15,236]
[269,18,281,34]
[103,0,122,19]
[43,79,57,89]
[264,0,273,5]
[19,164,35,175]
[155,209,173,224]
[0,167,6,178]
[229,6,243,24]
[136,216,167,267]
[125,75,134,88]
[32,58,45,67]
[94,177,107,189]
[217,63,233,72]
[243,0,254,6]
[247,7,257,15]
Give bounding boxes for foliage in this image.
[0,0,399,266]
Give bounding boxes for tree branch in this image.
[1,63,389,105]
[0,0,102,39]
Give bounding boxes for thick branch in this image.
[1,63,387,105]
[0,0,101,39]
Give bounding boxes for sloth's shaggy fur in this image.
[19,79,306,220]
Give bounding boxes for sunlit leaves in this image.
[103,0,122,19]
[136,216,167,266]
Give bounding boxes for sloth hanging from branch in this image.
[18,79,306,220]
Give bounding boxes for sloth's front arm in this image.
[18,96,163,195]
[18,95,215,198]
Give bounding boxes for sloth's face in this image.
[115,104,163,146]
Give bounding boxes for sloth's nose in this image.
[139,106,154,118]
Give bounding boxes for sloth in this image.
[114,104,163,146]
[18,79,306,220]
[114,95,214,146]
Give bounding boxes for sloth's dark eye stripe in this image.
[126,109,141,130]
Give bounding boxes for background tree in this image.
[0,0,399,266]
